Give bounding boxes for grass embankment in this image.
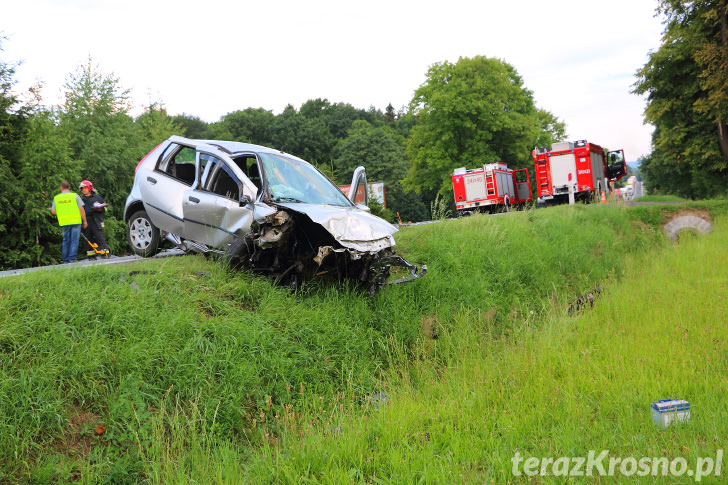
[0,202,725,482]
[633,195,687,203]
[251,213,728,483]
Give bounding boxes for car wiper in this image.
[273,196,305,203]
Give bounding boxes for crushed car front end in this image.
[229,201,426,294]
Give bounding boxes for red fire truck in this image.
[451,163,532,215]
[532,140,627,203]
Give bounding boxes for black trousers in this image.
[84,218,110,252]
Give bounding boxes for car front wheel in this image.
[223,236,253,269]
[127,210,160,257]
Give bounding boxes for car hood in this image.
[275,203,397,252]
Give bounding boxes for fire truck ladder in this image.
[536,160,549,188]
[485,170,496,196]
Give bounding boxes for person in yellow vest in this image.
[51,181,88,263]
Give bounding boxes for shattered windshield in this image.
[259,152,353,206]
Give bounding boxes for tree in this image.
[534,108,567,149]
[403,56,556,198]
[663,0,728,161]
[268,104,333,163]
[385,103,396,124]
[213,107,275,145]
[135,103,180,145]
[12,109,81,267]
[0,37,33,268]
[333,121,428,222]
[299,98,385,139]
[59,59,146,218]
[634,1,728,197]
[170,113,213,139]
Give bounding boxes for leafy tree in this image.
[670,0,728,161]
[403,56,555,198]
[268,104,333,163]
[135,103,180,146]
[59,59,146,218]
[170,113,213,139]
[213,107,275,145]
[300,98,385,139]
[0,37,33,268]
[13,109,81,267]
[385,103,396,124]
[634,1,728,197]
[333,120,408,183]
[534,108,567,149]
[391,107,415,139]
[333,120,428,222]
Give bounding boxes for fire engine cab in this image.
[451,162,532,215]
[533,140,627,203]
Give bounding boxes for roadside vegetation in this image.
[1,202,726,482]
[4,1,727,271]
[633,195,687,203]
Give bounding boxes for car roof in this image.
[169,136,303,161]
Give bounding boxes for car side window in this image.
[157,145,196,186]
[233,155,262,190]
[203,157,241,201]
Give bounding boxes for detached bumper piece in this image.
[368,256,428,296]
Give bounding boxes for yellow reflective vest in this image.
[54,192,82,226]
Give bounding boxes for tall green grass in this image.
[244,215,728,483]
[0,202,725,482]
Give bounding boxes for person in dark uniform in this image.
[79,180,110,256]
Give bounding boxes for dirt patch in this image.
[421,316,439,340]
[662,209,712,225]
[631,219,654,233]
[483,308,497,323]
[626,201,687,206]
[54,406,104,457]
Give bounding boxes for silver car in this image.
[124,136,426,293]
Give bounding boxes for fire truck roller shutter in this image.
[496,171,515,197]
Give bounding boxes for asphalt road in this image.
[0,249,185,278]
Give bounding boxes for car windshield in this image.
[259,152,353,206]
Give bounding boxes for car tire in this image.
[127,210,161,257]
[223,236,253,269]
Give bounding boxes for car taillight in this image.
[136,142,162,175]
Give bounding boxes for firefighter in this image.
[79,180,111,256]
[51,181,88,263]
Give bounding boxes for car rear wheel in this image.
[127,210,160,257]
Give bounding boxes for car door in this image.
[182,149,257,248]
[138,142,198,235]
[347,166,369,207]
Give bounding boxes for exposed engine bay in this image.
[223,207,427,295]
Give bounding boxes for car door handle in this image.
[147,176,157,184]
[188,196,200,204]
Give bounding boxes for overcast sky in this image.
[2,0,664,161]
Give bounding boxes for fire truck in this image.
[451,162,532,215]
[532,140,627,203]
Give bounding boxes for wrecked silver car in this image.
[124,136,426,293]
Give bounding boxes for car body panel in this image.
[275,202,396,252]
[138,168,187,236]
[125,136,426,292]
[182,188,255,248]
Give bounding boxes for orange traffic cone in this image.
[600,191,607,203]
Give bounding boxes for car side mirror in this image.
[239,194,253,206]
